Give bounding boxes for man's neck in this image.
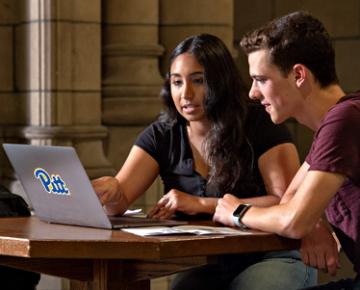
[296,84,345,131]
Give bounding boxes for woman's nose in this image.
[182,82,194,100]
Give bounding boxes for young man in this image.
[213,11,360,289]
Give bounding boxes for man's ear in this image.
[293,64,307,87]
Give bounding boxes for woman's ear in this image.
[293,64,307,87]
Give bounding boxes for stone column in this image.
[0,0,16,179]
[0,0,26,187]
[11,0,113,178]
[102,0,164,209]
[159,0,234,74]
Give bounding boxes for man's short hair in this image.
[240,11,339,87]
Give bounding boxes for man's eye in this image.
[256,78,266,84]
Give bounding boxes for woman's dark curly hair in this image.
[160,33,254,194]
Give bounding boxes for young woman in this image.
[92,34,316,290]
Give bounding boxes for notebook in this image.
[3,143,185,229]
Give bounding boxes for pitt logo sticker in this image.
[34,168,71,196]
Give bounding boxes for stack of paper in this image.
[122,225,247,236]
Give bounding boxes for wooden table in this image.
[0,217,299,290]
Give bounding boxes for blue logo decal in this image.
[34,168,71,195]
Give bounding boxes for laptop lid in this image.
[3,144,115,229]
[3,144,186,230]
[3,144,186,229]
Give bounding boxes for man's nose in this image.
[249,81,260,100]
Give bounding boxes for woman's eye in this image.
[193,78,204,84]
[172,79,182,86]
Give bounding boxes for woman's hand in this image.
[91,176,126,215]
[148,189,202,219]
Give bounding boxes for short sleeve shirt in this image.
[135,104,292,199]
[305,92,360,273]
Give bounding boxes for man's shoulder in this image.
[336,91,360,110]
[326,92,360,122]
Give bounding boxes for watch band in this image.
[232,203,252,230]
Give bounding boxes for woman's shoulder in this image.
[145,119,183,135]
[135,120,179,161]
[246,101,263,112]
[245,101,271,126]
[138,119,185,145]
[244,102,293,157]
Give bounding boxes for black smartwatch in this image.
[232,203,252,230]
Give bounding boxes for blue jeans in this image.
[301,275,360,290]
[170,250,317,290]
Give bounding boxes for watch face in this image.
[233,204,247,216]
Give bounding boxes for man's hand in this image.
[213,194,241,226]
[300,219,340,276]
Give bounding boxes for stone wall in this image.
[0,0,114,201]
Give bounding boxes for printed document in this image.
[122,225,249,236]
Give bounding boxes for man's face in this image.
[248,49,302,124]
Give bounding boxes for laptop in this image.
[3,143,186,229]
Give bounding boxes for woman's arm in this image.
[92,145,160,216]
[147,189,218,219]
[149,142,300,219]
[236,142,300,207]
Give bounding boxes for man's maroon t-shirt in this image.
[306,92,360,274]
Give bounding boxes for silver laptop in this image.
[3,143,185,229]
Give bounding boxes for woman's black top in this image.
[135,104,293,202]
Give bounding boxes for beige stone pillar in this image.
[9,0,113,179]
[159,0,234,74]
[102,0,164,209]
[0,0,27,188]
[0,1,15,126]
[102,0,164,125]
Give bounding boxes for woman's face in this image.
[169,53,207,123]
